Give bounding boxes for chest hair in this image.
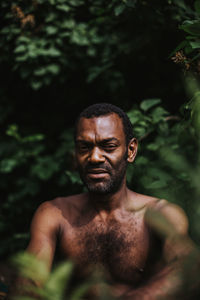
[78,218,143,277]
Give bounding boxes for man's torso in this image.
[52,193,163,287]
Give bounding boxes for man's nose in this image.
[89,146,105,164]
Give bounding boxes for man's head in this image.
[75,103,137,195]
[75,103,134,146]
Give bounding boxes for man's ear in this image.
[127,138,138,163]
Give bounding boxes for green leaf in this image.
[87,63,112,82]
[17,36,31,43]
[144,168,171,189]
[31,156,59,180]
[87,47,96,56]
[173,0,187,10]
[123,0,137,8]
[56,4,70,12]
[22,134,45,142]
[11,252,49,284]
[6,124,20,139]
[146,143,160,151]
[1,27,10,34]
[189,40,200,49]
[158,121,169,135]
[46,64,60,75]
[0,158,18,173]
[140,99,161,111]
[14,45,27,53]
[114,4,126,16]
[31,80,43,90]
[71,28,89,46]
[70,283,91,300]
[180,20,200,36]
[45,261,73,298]
[61,19,75,29]
[65,171,82,184]
[185,44,193,54]
[151,106,169,123]
[46,26,58,35]
[68,0,84,7]
[134,126,146,137]
[45,12,57,22]
[46,47,61,57]
[49,0,56,4]
[135,156,149,165]
[15,54,28,62]
[34,67,47,76]
[57,0,68,3]
[127,109,142,124]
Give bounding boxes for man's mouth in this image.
[87,168,109,179]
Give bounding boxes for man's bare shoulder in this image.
[32,193,88,229]
[127,190,162,212]
[34,194,84,217]
[127,191,189,238]
[50,193,88,210]
[128,191,188,231]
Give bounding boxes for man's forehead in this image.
[76,113,125,140]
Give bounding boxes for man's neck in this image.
[88,182,129,214]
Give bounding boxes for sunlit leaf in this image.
[45,261,73,298]
[189,40,200,49]
[114,4,125,16]
[140,99,161,112]
[56,4,70,12]
[11,252,49,284]
[46,64,60,74]
[180,20,200,36]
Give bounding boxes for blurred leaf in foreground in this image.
[11,252,92,300]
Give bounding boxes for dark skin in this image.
[26,113,198,299]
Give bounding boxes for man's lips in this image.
[86,168,109,179]
[87,168,108,174]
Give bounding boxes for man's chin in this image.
[85,181,113,195]
[80,173,123,195]
[86,180,121,195]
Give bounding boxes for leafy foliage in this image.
[171,0,200,74]
[0,0,194,94]
[12,252,91,300]
[0,0,139,90]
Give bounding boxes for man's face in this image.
[75,113,128,195]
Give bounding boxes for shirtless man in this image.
[26,103,198,299]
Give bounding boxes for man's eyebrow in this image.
[100,138,119,143]
[75,138,119,143]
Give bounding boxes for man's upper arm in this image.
[26,201,60,270]
[145,200,194,263]
[157,200,188,234]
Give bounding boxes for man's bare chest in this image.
[60,212,151,284]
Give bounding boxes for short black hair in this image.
[75,103,134,145]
